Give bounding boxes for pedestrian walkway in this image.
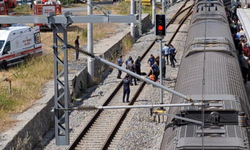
[237,9,250,42]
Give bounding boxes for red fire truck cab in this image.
[33,0,62,30]
[0,0,16,15]
[0,0,17,27]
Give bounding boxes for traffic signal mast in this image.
[155,14,166,109]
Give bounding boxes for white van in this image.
[0,26,42,69]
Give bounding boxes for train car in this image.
[160,0,250,149]
[0,26,42,69]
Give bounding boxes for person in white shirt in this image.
[163,44,170,65]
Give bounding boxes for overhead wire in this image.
[201,0,209,149]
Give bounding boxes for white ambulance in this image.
[0,26,42,69]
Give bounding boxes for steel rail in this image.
[101,4,194,150]
[166,0,189,28]
[68,37,155,150]
[178,3,194,24]
[68,2,192,149]
[168,4,194,45]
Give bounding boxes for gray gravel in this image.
[38,2,191,150]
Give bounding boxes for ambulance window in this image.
[0,40,4,50]
[3,41,10,55]
[34,32,41,44]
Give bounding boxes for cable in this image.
[201,1,209,149]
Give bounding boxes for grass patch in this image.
[142,5,152,16]
[122,35,133,55]
[0,1,139,133]
[0,55,54,132]
[13,5,33,15]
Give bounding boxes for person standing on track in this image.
[125,56,133,69]
[163,44,170,65]
[117,55,123,79]
[75,35,80,61]
[162,55,166,78]
[151,61,159,82]
[127,60,137,85]
[148,54,155,67]
[169,44,177,68]
[122,75,130,103]
[135,56,141,81]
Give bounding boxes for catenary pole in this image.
[162,0,165,13]
[131,0,136,40]
[152,0,156,24]
[87,0,94,79]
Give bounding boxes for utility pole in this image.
[87,0,94,79]
[131,0,136,40]
[152,0,156,24]
[162,0,165,14]
[137,0,142,35]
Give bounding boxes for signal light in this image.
[155,14,166,36]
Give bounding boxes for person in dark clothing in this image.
[169,45,176,68]
[117,55,123,79]
[75,35,80,61]
[135,56,141,81]
[151,61,159,82]
[155,56,160,66]
[161,55,166,78]
[240,51,250,84]
[148,54,155,67]
[127,60,137,85]
[122,75,130,103]
[125,56,133,69]
[238,40,243,56]
[231,5,237,21]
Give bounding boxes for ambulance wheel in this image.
[1,61,8,70]
[25,54,33,62]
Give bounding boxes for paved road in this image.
[62,7,87,14]
[62,1,113,15]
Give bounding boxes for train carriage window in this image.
[2,41,10,55]
[34,32,41,44]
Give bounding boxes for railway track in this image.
[68,2,193,150]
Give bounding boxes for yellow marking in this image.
[153,110,164,113]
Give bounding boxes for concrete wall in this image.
[0,14,151,150]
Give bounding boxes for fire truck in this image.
[0,0,17,27]
[0,0,17,15]
[33,0,62,30]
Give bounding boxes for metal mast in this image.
[52,23,70,145]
